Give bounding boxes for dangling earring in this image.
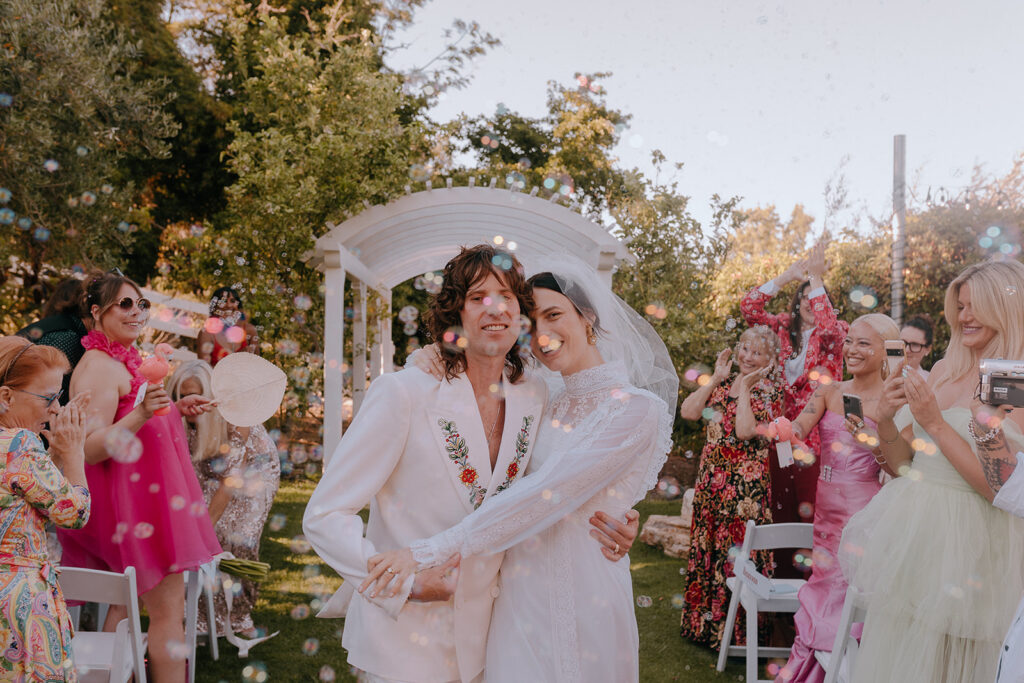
[880,361,889,381]
[586,324,597,345]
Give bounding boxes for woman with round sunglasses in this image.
[0,337,91,681]
[57,270,221,682]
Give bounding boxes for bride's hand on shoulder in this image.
[407,343,444,380]
[361,547,417,598]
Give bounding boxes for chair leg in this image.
[201,562,219,661]
[184,570,200,683]
[746,603,758,683]
[717,583,742,672]
[823,590,857,683]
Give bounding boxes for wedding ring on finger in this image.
[385,567,395,574]
[613,543,620,554]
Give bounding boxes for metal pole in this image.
[892,135,906,326]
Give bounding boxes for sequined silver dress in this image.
[194,424,280,634]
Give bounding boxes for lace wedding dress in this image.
[412,361,672,683]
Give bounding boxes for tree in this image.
[0,0,179,329]
[156,6,428,424]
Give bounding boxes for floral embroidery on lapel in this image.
[493,415,535,495]
[437,418,486,509]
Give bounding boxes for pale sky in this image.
[387,0,1024,233]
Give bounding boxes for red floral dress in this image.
[740,286,848,572]
[680,374,783,650]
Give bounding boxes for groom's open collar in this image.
[427,372,544,514]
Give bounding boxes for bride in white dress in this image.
[362,258,677,683]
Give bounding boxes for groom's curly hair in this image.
[426,244,533,384]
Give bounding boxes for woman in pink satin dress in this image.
[773,314,901,683]
[58,270,221,682]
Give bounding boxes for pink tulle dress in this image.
[58,331,221,595]
[776,411,883,683]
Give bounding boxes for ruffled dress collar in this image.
[562,360,629,397]
[81,330,145,395]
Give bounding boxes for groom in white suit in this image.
[304,245,635,683]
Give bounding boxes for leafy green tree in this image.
[0,0,178,328]
[157,8,426,424]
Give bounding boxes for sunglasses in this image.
[15,388,64,407]
[116,296,151,312]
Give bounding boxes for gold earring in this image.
[586,324,597,345]
[880,362,889,381]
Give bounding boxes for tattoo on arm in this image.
[977,431,1016,492]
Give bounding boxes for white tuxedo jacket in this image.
[303,367,546,682]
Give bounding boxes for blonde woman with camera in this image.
[840,260,1024,683]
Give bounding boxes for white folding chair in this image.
[716,520,814,683]
[821,584,869,683]
[185,559,221,683]
[59,566,147,683]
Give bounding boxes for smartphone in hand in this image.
[884,340,906,378]
[843,393,864,420]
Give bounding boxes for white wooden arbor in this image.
[309,183,631,457]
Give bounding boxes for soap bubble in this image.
[302,638,320,655]
[318,665,336,681]
[241,662,268,682]
[636,595,653,608]
[104,427,142,464]
[403,321,418,336]
[33,227,50,242]
[0,188,10,203]
[268,514,286,531]
[294,294,313,310]
[0,208,14,224]
[442,326,469,352]
[398,305,419,323]
[43,159,59,172]
[133,522,154,539]
[290,604,310,620]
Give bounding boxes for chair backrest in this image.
[58,566,147,683]
[59,567,135,606]
[745,521,814,552]
[736,519,815,565]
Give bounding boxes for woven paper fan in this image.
[210,353,287,427]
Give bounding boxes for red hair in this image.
[0,337,70,389]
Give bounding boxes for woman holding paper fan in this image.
[58,270,220,683]
[168,360,280,638]
[679,325,783,650]
[771,314,897,683]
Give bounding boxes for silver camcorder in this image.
[979,359,1024,407]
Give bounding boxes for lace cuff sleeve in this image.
[410,525,468,569]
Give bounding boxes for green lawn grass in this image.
[192,481,756,682]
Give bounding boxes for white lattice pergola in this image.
[308,182,631,456]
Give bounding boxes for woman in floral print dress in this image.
[0,337,91,681]
[739,242,848,579]
[679,325,784,649]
